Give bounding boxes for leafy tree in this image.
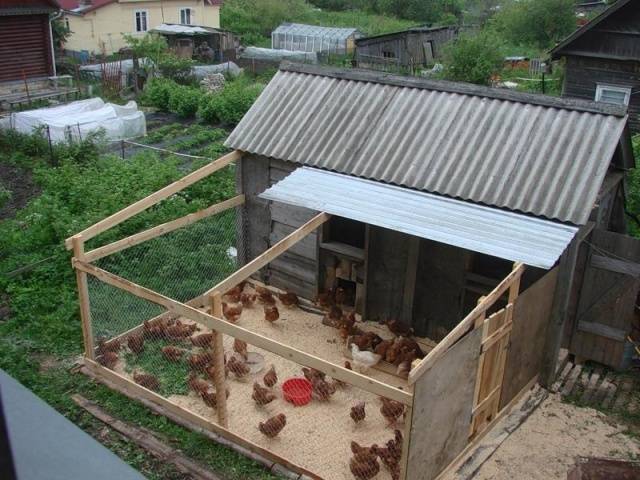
[626,135,640,237]
[490,0,576,49]
[441,30,504,85]
[123,33,169,65]
[51,18,72,48]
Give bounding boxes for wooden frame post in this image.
[211,291,229,428]
[72,235,95,360]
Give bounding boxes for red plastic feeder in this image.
[282,377,312,406]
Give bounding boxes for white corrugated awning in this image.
[259,168,578,269]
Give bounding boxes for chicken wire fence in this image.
[87,268,408,480]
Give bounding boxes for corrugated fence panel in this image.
[0,14,51,81]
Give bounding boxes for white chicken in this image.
[350,343,382,373]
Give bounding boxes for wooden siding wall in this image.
[500,267,558,408]
[237,155,319,300]
[563,55,640,132]
[0,14,53,82]
[407,326,482,480]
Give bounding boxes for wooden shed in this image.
[551,0,640,133]
[68,64,637,480]
[355,26,457,72]
[0,0,59,83]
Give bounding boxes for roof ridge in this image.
[279,61,628,117]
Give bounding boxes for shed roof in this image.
[261,168,578,269]
[151,23,223,36]
[272,23,360,40]
[355,25,456,44]
[226,63,629,225]
[550,0,640,60]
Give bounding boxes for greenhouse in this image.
[271,23,361,55]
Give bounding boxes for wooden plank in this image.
[577,321,627,342]
[551,361,574,393]
[500,267,559,408]
[407,327,482,480]
[71,394,222,480]
[270,201,317,229]
[561,364,583,397]
[75,261,412,406]
[72,235,95,360]
[211,292,228,428]
[591,254,640,277]
[401,236,420,324]
[319,241,365,261]
[409,263,525,384]
[270,222,318,260]
[207,213,330,300]
[434,375,539,480]
[602,378,618,409]
[481,321,513,352]
[399,403,414,480]
[471,384,501,416]
[85,195,245,263]
[581,367,602,404]
[82,359,320,480]
[594,372,614,404]
[65,151,242,250]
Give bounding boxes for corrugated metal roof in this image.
[260,168,578,269]
[273,23,360,40]
[226,64,628,225]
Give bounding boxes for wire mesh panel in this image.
[94,208,242,304]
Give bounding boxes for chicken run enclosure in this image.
[67,146,565,480]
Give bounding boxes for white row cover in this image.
[9,98,146,143]
[260,167,578,269]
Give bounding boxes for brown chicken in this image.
[350,442,380,480]
[222,302,243,323]
[205,364,229,382]
[98,351,118,369]
[256,286,276,305]
[263,305,279,323]
[377,430,403,478]
[240,292,257,308]
[165,321,197,340]
[350,402,366,423]
[133,372,160,392]
[380,397,405,425]
[351,332,383,352]
[302,367,325,383]
[252,382,277,406]
[278,291,299,307]
[386,318,413,337]
[385,337,424,365]
[188,351,214,371]
[188,373,212,395]
[312,376,337,401]
[96,338,120,355]
[345,360,353,370]
[127,334,145,354]
[143,319,166,339]
[225,283,245,303]
[258,413,286,438]
[227,356,250,378]
[201,389,230,409]
[233,338,248,360]
[190,332,214,348]
[315,288,334,308]
[374,339,393,358]
[162,345,184,362]
[263,364,277,388]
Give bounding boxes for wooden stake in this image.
[211,291,228,428]
[72,235,95,360]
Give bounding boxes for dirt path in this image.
[472,393,640,480]
[0,161,39,220]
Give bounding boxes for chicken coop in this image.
[68,63,634,480]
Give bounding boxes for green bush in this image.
[0,182,11,209]
[627,135,640,237]
[441,31,505,86]
[198,78,263,125]
[168,85,202,118]
[158,55,195,85]
[143,77,178,111]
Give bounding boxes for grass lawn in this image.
[0,125,279,480]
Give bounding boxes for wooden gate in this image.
[570,230,640,369]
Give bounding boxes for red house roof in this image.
[59,0,221,13]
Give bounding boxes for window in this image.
[382,50,395,59]
[134,10,148,32]
[179,8,194,25]
[595,84,631,106]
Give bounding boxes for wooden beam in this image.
[196,212,331,303]
[85,195,245,263]
[71,394,222,480]
[72,235,95,360]
[75,261,412,405]
[211,291,228,428]
[408,263,525,384]
[82,359,321,480]
[65,151,242,250]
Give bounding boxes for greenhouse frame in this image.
[271,23,361,55]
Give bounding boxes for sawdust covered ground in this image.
[471,393,640,480]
